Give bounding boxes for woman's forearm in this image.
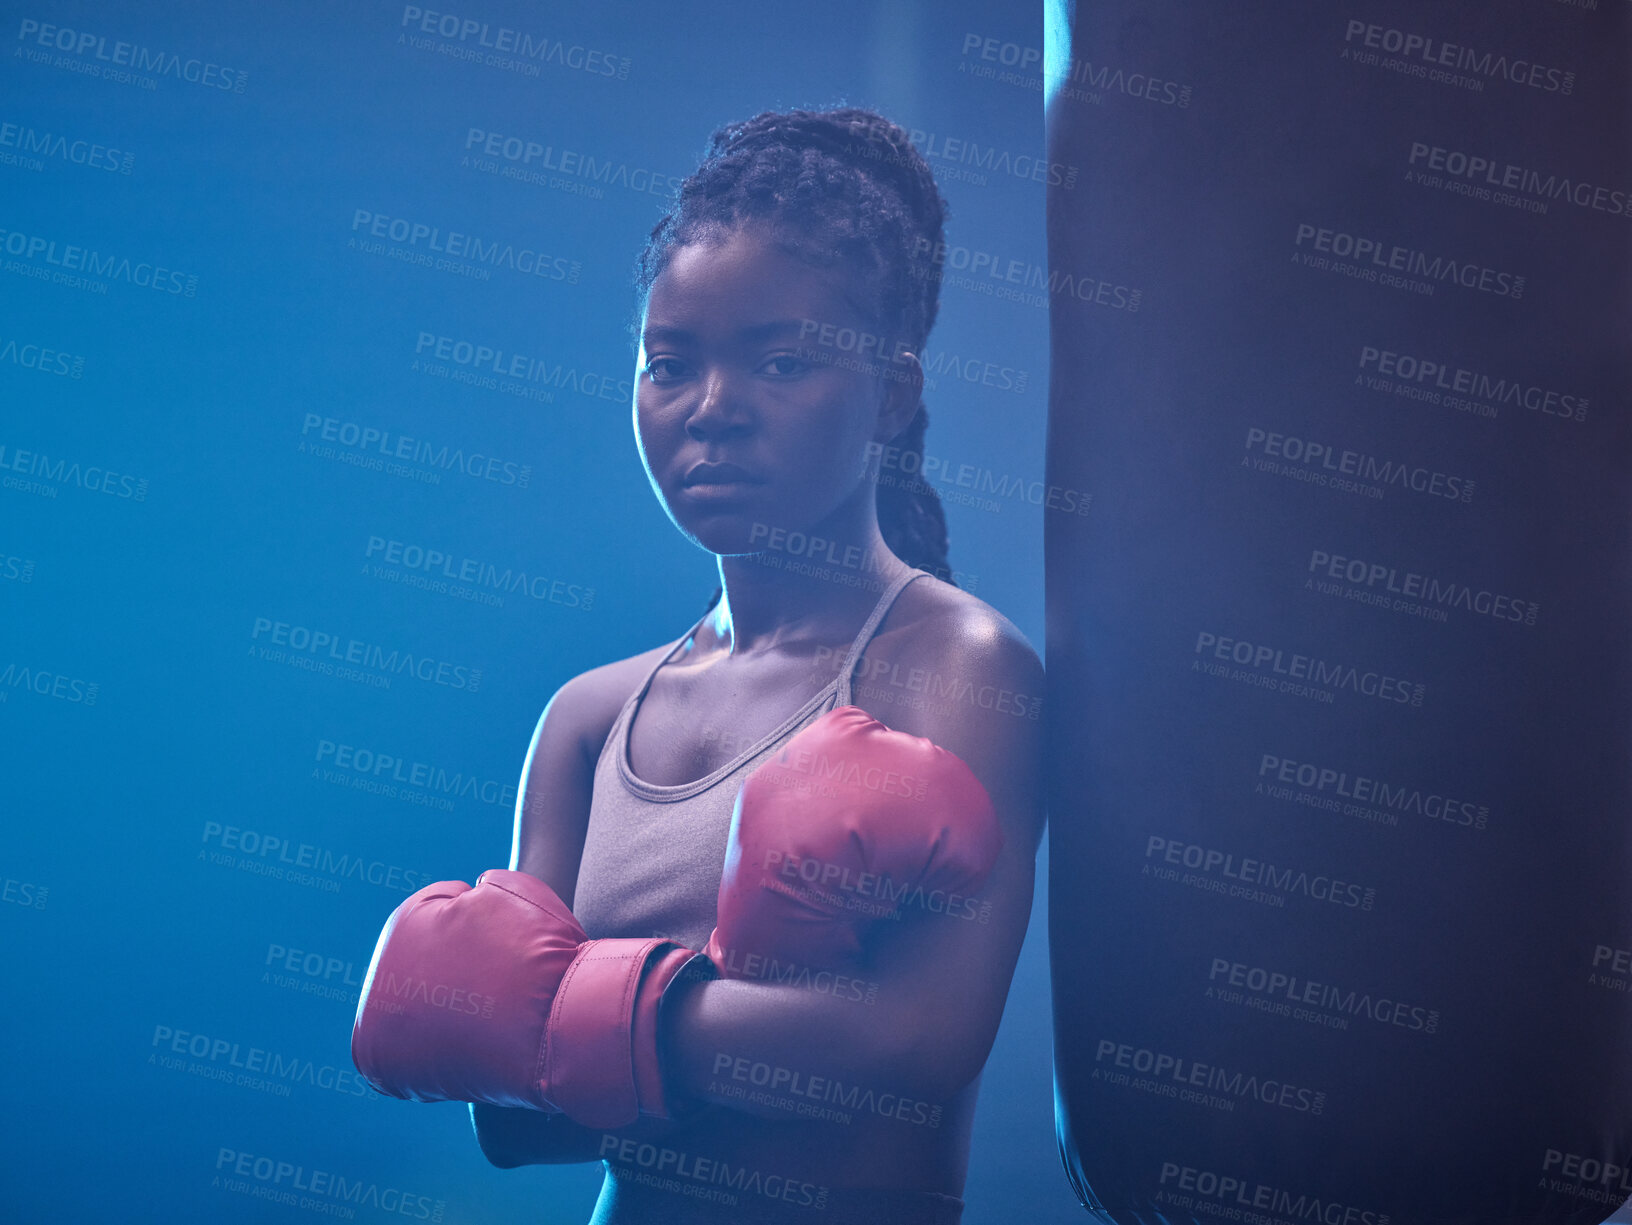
[661,973,978,1123]
[469,1103,683,1168]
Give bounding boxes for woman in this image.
[466,105,1044,1222]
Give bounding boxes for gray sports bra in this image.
[572,568,928,952]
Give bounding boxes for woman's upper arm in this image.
[857,609,1048,1081]
[869,605,1047,856]
[507,662,640,907]
[663,613,1046,1107]
[473,650,670,1166]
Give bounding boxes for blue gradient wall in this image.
[1,2,1068,1222]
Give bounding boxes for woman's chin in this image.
[670,500,786,555]
[674,514,766,558]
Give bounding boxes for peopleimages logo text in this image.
[1295,223,1523,297]
[1343,20,1575,93]
[15,18,248,91]
[400,6,630,78]
[351,210,580,282]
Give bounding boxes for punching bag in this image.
[1045,2,1632,1223]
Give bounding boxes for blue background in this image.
[1,1,1071,1222]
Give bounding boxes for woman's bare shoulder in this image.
[846,571,1045,749]
[858,572,1046,848]
[546,642,674,762]
[511,641,678,892]
[882,572,1043,689]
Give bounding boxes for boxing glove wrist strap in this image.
[545,938,715,1128]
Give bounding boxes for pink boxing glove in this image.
[350,868,713,1129]
[702,705,1002,978]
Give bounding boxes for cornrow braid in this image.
[631,106,958,606]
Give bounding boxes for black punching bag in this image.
[1045,2,1632,1222]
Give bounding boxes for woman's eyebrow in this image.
[640,324,691,345]
[738,319,812,342]
[641,319,814,346]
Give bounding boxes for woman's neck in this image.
[707,527,911,658]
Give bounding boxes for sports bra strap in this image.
[834,568,928,707]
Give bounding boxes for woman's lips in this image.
[683,461,764,486]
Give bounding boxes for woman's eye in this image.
[761,354,808,377]
[644,358,686,383]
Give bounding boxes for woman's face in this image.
[634,225,914,556]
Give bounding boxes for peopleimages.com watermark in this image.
[597,1134,828,1212]
[0,551,34,583]
[356,969,498,1023]
[149,1024,376,1101]
[0,440,148,502]
[865,440,1090,518]
[1588,943,1632,995]
[461,128,681,200]
[198,820,431,894]
[1151,1160,1388,1225]
[0,225,197,295]
[0,117,133,174]
[1339,18,1576,96]
[298,414,531,489]
[709,1052,943,1128]
[761,740,931,802]
[1292,221,1524,299]
[1538,1148,1632,1208]
[1,875,47,909]
[794,316,1030,395]
[1356,343,1587,424]
[0,659,98,705]
[249,615,483,693]
[1242,426,1475,504]
[957,33,1195,108]
[398,5,630,81]
[845,113,1080,190]
[1304,546,1536,629]
[753,847,992,925]
[414,330,632,404]
[262,940,362,1006]
[212,1146,446,1221]
[1144,834,1378,913]
[362,535,594,611]
[14,17,248,93]
[814,644,1043,721]
[1193,629,1426,709]
[745,522,978,592]
[910,237,1143,312]
[707,943,879,1006]
[1404,140,1629,221]
[1256,750,1490,832]
[1206,956,1440,1035]
[0,334,85,377]
[349,208,581,285]
[1094,1038,1327,1115]
[314,737,517,810]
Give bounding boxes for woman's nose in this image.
[686,368,753,438]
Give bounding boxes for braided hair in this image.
[631,106,957,607]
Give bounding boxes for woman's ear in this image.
[874,350,924,441]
